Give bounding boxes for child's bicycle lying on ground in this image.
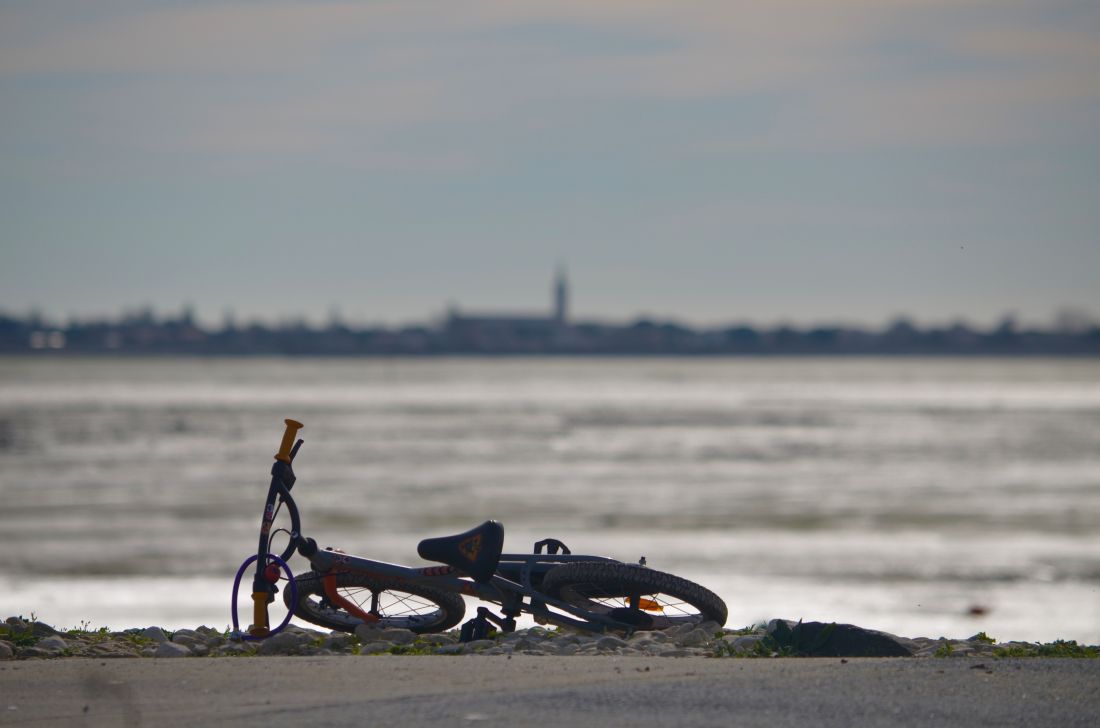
[233,419,728,642]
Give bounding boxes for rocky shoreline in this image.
[1,615,1096,660]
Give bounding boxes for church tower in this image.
[553,265,568,325]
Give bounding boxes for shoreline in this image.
[3,616,1097,661]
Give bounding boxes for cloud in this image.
[1,0,1097,173]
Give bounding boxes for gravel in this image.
[1,614,1095,660]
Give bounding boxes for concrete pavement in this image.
[1,655,1097,727]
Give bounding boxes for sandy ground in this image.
[1,656,1097,728]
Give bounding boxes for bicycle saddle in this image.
[417,520,504,583]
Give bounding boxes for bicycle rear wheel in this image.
[541,562,727,630]
[286,571,466,634]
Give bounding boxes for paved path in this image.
[2,656,1097,727]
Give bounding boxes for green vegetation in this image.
[0,626,38,647]
[1034,640,1099,658]
[969,632,996,645]
[991,645,1030,658]
[0,615,41,647]
[118,631,156,648]
[65,622,112,643]
[993,640,1099,659]
[725,624,764,636]
[387,642,436,656]
[713,638,773,658]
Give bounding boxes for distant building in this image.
[444,269,571,352]
[554,265,568,326]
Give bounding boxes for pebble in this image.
[0,642,13,660]
[257,632,301,656]
[37,636,67,652]
[678,629,712,647]
[724,635,764,653]
[663,623,695,639]
[322,634,354,650]
[596,636,630,650]
[28,622,61,638]
[142,627,169,644]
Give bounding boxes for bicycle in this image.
[234,419,728,641]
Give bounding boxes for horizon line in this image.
[3,304,1096,336]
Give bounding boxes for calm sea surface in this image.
[1,356,1098,642]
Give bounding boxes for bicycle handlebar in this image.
[275,419,304,462]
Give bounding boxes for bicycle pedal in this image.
[459,616,492,642]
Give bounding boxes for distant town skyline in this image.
[3,2,1098,329]
[4,275,1097,356]
[4,265,1095,333]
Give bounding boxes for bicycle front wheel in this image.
[541,562,727,630]
[285,571,466,634]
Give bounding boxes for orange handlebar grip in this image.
[250,592,270,638]
[274,418,304,463]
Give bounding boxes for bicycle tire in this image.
[541,562,727,629]
[285,571,466,634]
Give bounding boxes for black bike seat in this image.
[417,520,504,583]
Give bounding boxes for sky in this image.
[2,0,1098,328]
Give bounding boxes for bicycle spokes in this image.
[570,585,702,621]
[341,586,449,620]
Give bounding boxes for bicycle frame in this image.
[303,545,631,633]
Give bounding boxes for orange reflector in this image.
[636,598,663,612]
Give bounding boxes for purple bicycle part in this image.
[230,553,296,641]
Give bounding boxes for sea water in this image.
[0,356,1097,642]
